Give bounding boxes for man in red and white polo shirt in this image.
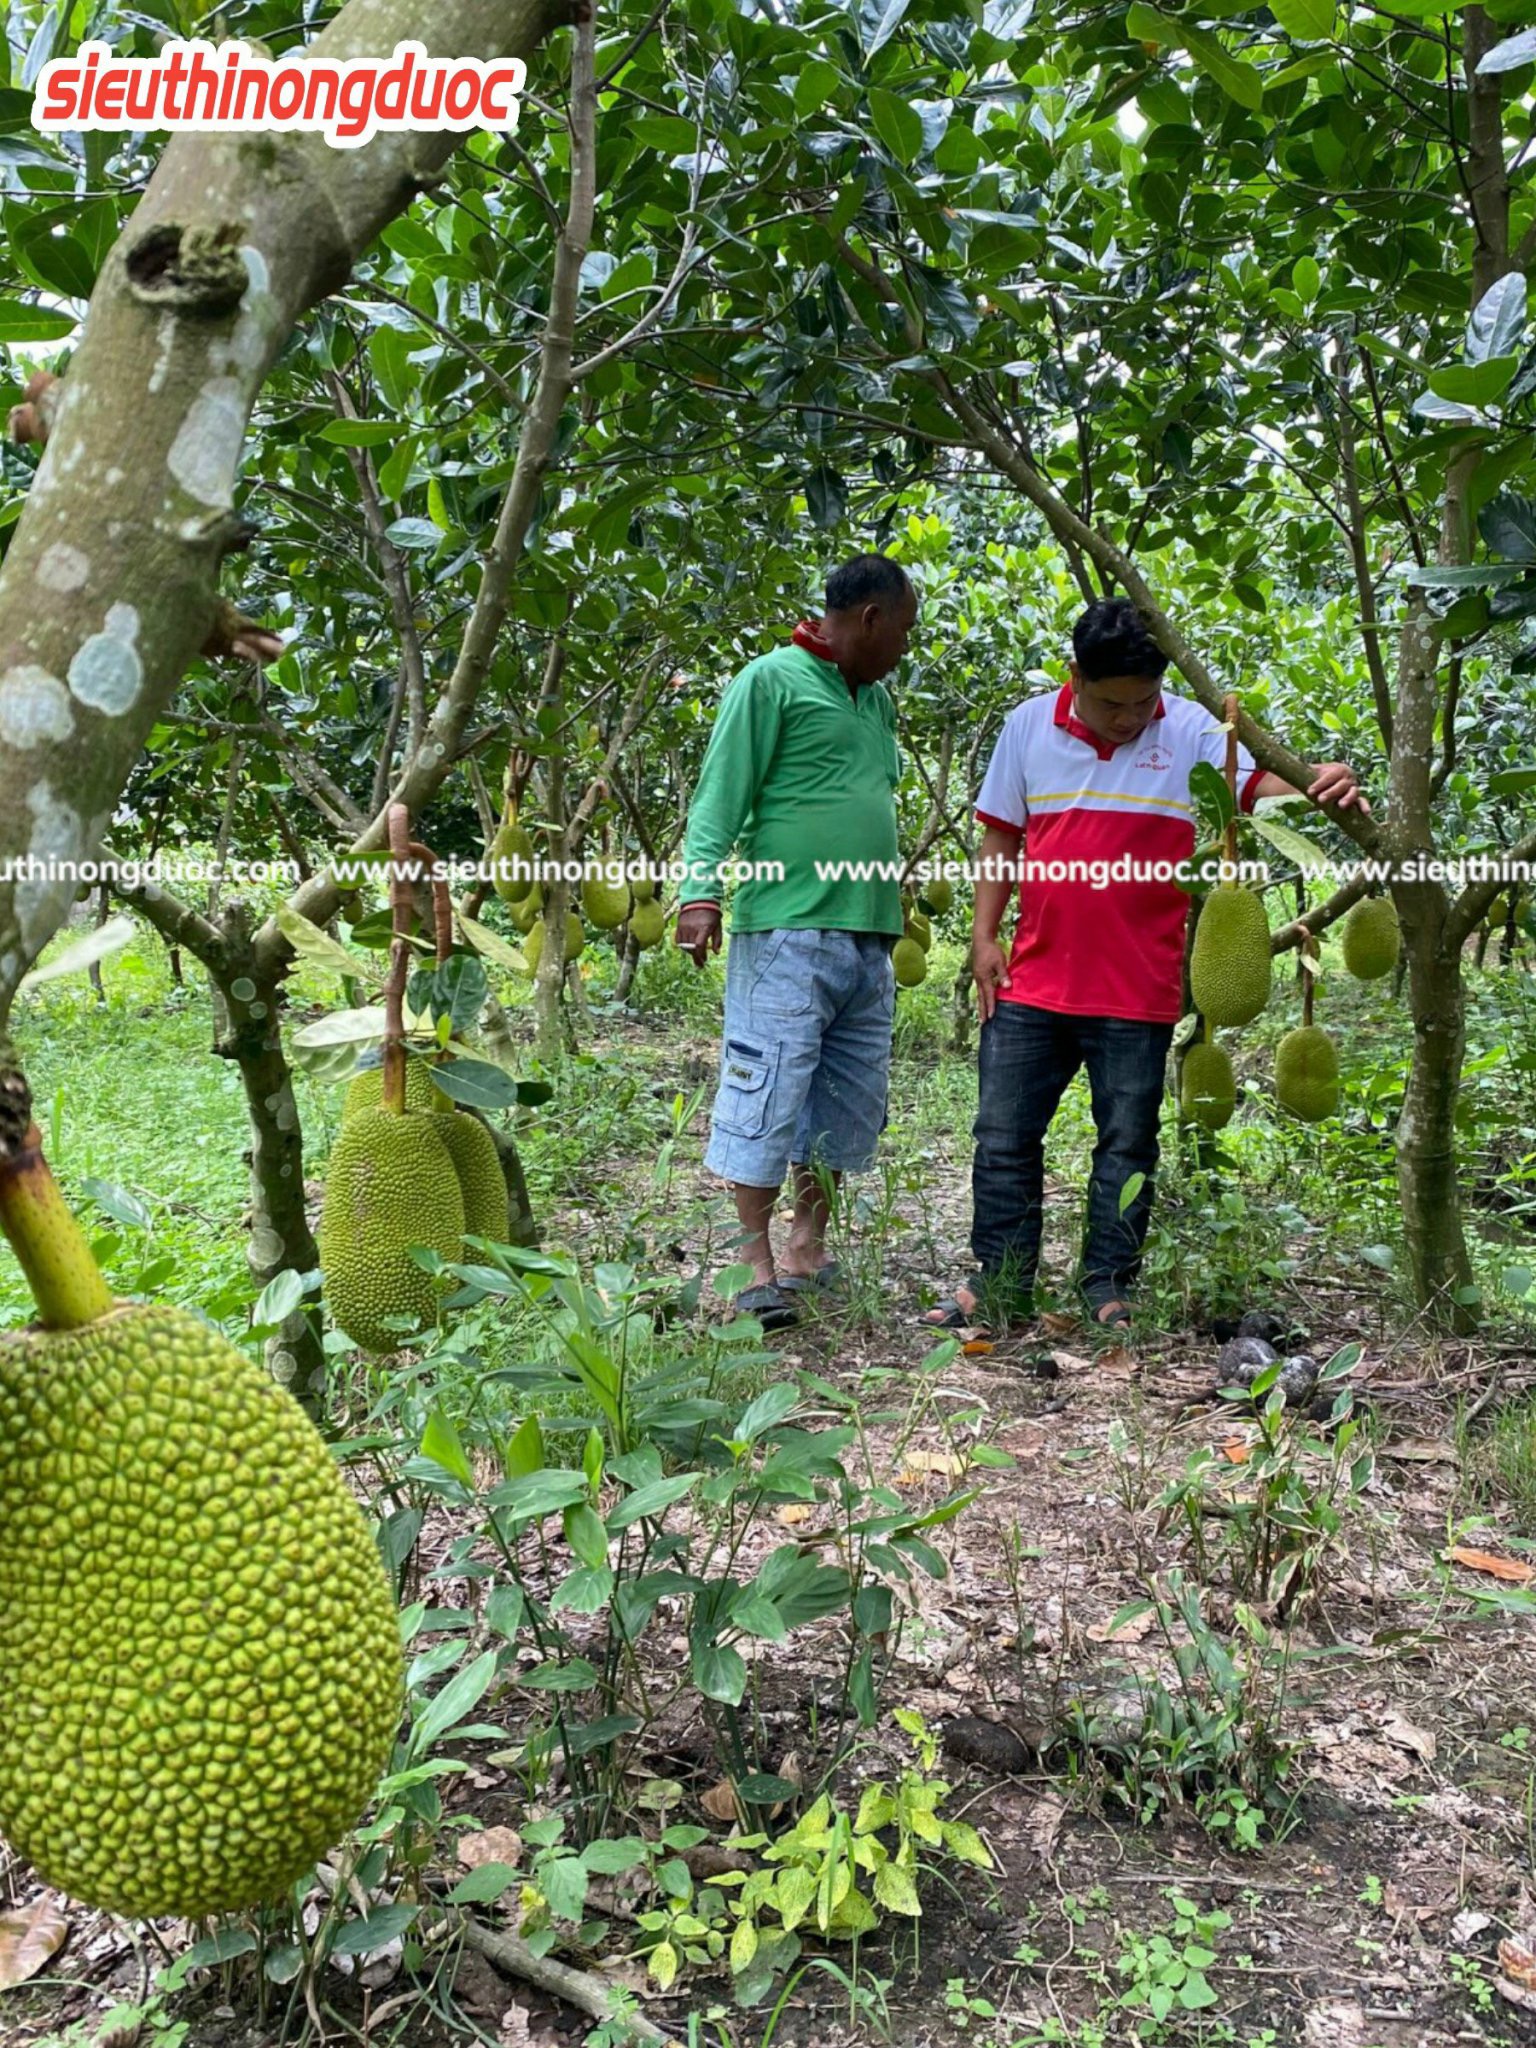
[924,598,1369,1336]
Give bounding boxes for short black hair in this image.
[1072,598,1168,683]
[826,554,912,613]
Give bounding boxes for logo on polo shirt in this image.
[1134,741,1173,773]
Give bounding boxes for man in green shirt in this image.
[676,556,917,1329]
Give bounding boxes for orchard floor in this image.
[5,978,1536,2048]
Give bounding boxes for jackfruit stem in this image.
[1222,691,1240,873]
[1303,935,1317,1030]
[381,803,413,1117]
[0,1126,114,1329]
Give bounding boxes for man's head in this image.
[1069,598,1169,747]
[820,554,918,684]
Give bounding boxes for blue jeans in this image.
[705,929,895,1186]
[970,1003,1173,1316]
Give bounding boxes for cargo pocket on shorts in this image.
[713,1038,778,1138]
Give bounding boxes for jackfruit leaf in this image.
[854,0,910,60]
[0,1897,67,1990]
[329,1905,419,1956]
[1478,24,1536,73]
[1428,358,1519,406]
[1468,274,1528,360]
[1477,492,1536,562]
[270,903,363,980]
[1189,759,1235,828]
[1270,0,1335,39]
[19,915,136,988]
[1489,768,1536,796]
[455,907,527,973]
[421,1408,474,1487]
[408,956,488,1036]
[293,1006,388,1047]
[411,1649,498,1755]
[252,1267,311,1329]
[81,1176,152,1231]
[1247,813,1332,874]
[425,1055,521,1110]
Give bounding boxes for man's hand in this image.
[675,901,723,969]
[1306,762,1371,815]
[973,934,1012,1025]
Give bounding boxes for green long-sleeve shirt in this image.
[681,643,905,936]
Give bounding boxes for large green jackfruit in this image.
[1179,1041,1236,1129]
[906,910,932,953]
[343,1060,449,1121]
[525,913,586,972]
[893,937,928,988]
[1190,889,1272,1027]
[630,898,666,949]
[319,1109,465,1353]
[1341,897,1400,981]
[1274,1025,1339,1123]
[489,818,536,904]
[581,873,632,931]
[0,1303,402,1918]
[919,877,954,916]
[427,1110,507,1242]
[630,876,657,905]
[509,883,543,934]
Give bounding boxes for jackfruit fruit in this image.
[524,913,586,972]
[893,937,928,988]
[490,818,536,904]
[342,1059,449,1122]
[581,873,632,930]
[318,1108,465,1352]
[426,1109,507,1241]
[919,878,953,916]
[1274,1025,1339,1123]
[509,883,543,934]
[631,876,657,905]
[630,898,666,949]
[1179,1041,1236,1130]
[906,911,932,953]
[1190,888,1272,1026]
[0,1302,401,1918]
[1341,897,1400,980]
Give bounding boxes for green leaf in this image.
[1247,813,1332,874]
[1467,272,1527,363]
[1477,26,1536,75]
[805,465,846,529]
[427,1056,520,1112]
[0,297,74,342]
[692,1641,748,1703]
[607,1473,701,1529]
[252,1268,308,1329]
[412,1649,498,1755]
[330,1905,418,1956]
[1179,23,1264,111]
[1292,254,1321,305]
[1270,0,1335,38]
[1189,757,1236,829]
[485,1470,590,1518]
[582,1836,650,1873]
[1126,3,1177,44]
[421,1408,473,1488]
[874,1859,921,1914]
[562,1502,610,1570]
[1501,1265,1533,1299]
[448,1862,520,1904]
[318,420,399,447]
[1478,492,1536,563]
[1428,359,1519,406]
[520,1657,599,1691]
[550,1564,615,1614]
[869,88,923,164]
[540,1853,589,1923]
[735,1384,800,1443]
[275,903,362,980]
[383,517,443,550]
[854,0,911,59]
[1490,769,1536,796]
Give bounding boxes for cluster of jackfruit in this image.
[490,806,668,966]
[320,1058,508,1353]
[893,877,956,991]
[0,1301,402,1916]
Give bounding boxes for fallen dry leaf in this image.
[1094,1345,1139,1378]
[1039,1312,1080,1336]
[1446,1545,1535,1584]
[961,1339,994,1355]
[1496,1975,1536,2013]
[776,1503,812,1526]
[700,1780,739,1823]
[458,1825,524,1871]
[1301,2001,1371,2048]
[1087,1609,1155,1644]
[897,1448,968,1484]
[1380,1711,1436,1764]
[1499,1936,1536,1990]
[1220,1439,1251,1465]
[0,1896,67,1990]
[1047,1349,1095,1375]
[1025,1791,1067,1862]
[1382,1437,1459,1465]
[1451,1909,1493,1946]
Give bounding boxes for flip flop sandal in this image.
[732,1282,801,1333]
[1090,1301,1133,1330]
[918,1297,990,1333]
[780,1262,845,1294]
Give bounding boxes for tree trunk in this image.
[615,928,641,1004]
[208,904,327,1413]
[1395,897,1477,1333]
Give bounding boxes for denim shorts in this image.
[705,929,896,1186]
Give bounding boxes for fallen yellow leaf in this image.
[1446,1545,1535,1584]
[0,1896,67,1991]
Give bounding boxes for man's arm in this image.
[675,669,782,966]
[972,823,1023,1024]
[1251,765,1371,813]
